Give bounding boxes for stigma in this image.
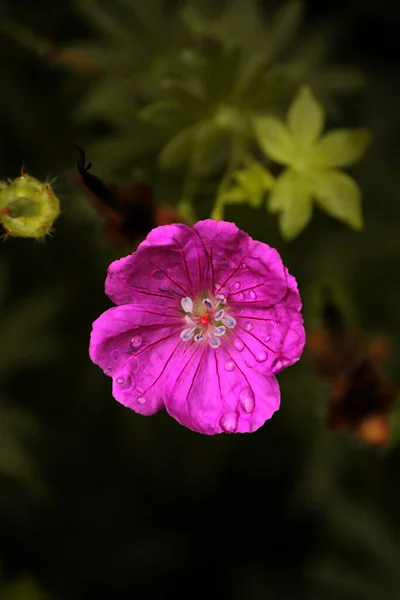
[180,294,236,348]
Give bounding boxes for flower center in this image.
[180,293,237,348]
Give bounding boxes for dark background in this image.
[1,1,400,599]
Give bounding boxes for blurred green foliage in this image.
[0,1,399,599]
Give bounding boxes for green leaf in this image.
[288,85,324,146]
[269,170,313,240]
[158,125,197,169]
[312,169,363,229]
[315,129,372,167]
[253,116,294,165]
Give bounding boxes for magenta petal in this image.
[231,271,305,375]
[89,304,182,415]
[164,344,280,434]
[193,220,288,306]
[105,223,210,306]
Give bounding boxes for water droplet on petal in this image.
[116,374,132,389]
[181,297,193,313]
[240,263,247,270]
[234,338,244,351]
[131,335,142,348]
[249,290,257,300]
[111,350,119,361]
[137,396,146,405]
[256,351,268,363]
[136,386,144,394]
[244,322,253,332]
[234,281,241,290]
[265,335,271,342]
[152,269,164,280]
[271,358,283,373]
[239,386,255,413]
[215,258,228,267]
[220,411,239,433]
[237,292,245,301]
[105,367,112,374]
[224,360,235,372]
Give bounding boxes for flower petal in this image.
[105,223,210,306]
[288,86,324,146]
[193,219,289,307]
[311,170,363,229]
[253,116,294,165]
[228,269,305,376]
[164,344,280,434]
[315,129,371,168]
[89,304,183,415]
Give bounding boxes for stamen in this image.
[202,298,213,309]
[181,327,196,341]
[222,315,236,328]
[185,315,196,327]
[194,333,204,342]
[181,297,194,313]
[214,309,224,320]
[213,326,227,337]
[215,293,226,304]
[209,337,221,348]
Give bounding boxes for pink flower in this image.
[89,220,305,434]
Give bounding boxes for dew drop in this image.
[239,386,255,413]
[115,374,132,389]
[137,396,146,405]
[234,281,241,290]
[215,258,228,267]
[224,360,235,372]
[244,322,253,332]
[111,350,120,361]
[234,338,244,352]
[136,386,144,394]
[220,411,239,433]
[265,335,271,342]
[271,358,283,373]
[249,290,257,300]
[240,262,247,270]
[256,351,268,363]
[237,292,245,301]
[131,335,142,349]
[130,357,139,371]
[152,269,164,280]
[105,367,112,375]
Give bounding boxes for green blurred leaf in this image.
[269,170,313,240]
[288,85,324,144]
[253,116,294,164]
[316,129,372,168]
[312,170,363,229]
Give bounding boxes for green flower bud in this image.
[0,173,60,238]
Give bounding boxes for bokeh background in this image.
[1,1,400,598]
